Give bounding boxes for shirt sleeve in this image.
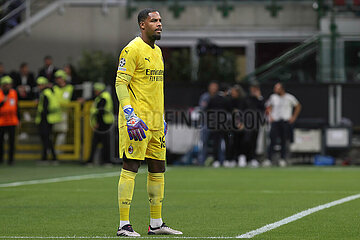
[115,46,136,109]
[265,94,274,107]
[288,94,299,106]
[117,46,137,77]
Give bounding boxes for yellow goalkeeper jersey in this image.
[117,37,164,130]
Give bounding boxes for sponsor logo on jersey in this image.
[146,69,164,81]
[118,67,126,72]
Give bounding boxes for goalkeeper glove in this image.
[123,105,148,141]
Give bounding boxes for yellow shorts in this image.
[119,126,166,161]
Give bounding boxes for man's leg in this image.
[247,129,259,161]
[118,156,140,228]
[267,122,279,162]
[147,158,165,228]
[198,127,209,165]
[47,124,57,161]
[87,131,100,164]
[38,124,48,160]
[146,158,182,235]
[279,121,289,160]
[7,126,16,165]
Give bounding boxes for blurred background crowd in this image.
[1,0,360,167]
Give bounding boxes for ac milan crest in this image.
[128,145,133,154]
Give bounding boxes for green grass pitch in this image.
[0,162,360,239]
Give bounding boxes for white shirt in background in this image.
[267,93,299,121]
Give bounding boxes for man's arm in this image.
[289,103,302,124]
[115,72,148,141]
[115,72,131,108]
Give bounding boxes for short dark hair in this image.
[276,82,285,91]
[44,55,52,60]
[20,62,28,69]
[138,8,158,24]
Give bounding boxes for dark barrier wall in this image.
[343,84,360,126]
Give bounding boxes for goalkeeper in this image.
[115,8,182,237]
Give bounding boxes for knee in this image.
[123,159,141,173]
[147,159,166,173]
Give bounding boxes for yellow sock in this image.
[147,172,164,219]
[118,169,137,222]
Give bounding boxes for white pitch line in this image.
[0,237,235,239]
[0,172,120,188]
[237,193,360,238]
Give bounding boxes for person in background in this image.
[11,62,36,100]
[86,82,114,166]
[64,64,80,85]
[53,69,74,104]
[197,81,218,166]
[0,76,19,165]
[64,64,82,100]
[242,83,265,168]
[38,56,57,83]
[53,69,74,145]
[264,82,301,167]
[199,81,219,110]
[35,77,62,164]
[205,83,231,168]
[228,84,247,167]
[0,62,7,78]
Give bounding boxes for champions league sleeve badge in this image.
[118,58,127,71]
[119,58,126,67]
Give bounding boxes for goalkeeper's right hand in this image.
[123,106,148,141]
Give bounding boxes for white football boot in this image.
[148,223,183,235]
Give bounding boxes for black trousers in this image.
[230,129,259,161]
[244,129,259,161]
[38,123,57,161]
[229,130,245,160]
[208,130,226,164]
[268,120,291,161]
[0,126,16,165]
[88,130,111,164]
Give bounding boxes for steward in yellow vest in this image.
[53,69,74,104]
[90,83,114,130]
[87,82,114,165]
[36,77,61,163]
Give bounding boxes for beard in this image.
[152,34,161,41]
